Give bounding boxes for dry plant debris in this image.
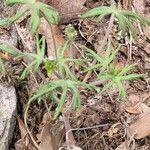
[0,0,150,150]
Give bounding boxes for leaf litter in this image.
[1,0,150,149]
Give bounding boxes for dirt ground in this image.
[0,0,150,150]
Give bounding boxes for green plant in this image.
[29,79,98,119]
[0,0,58,34]
[0,1,147,149]
[80,0,150,39]
[0,25,90,119]
[44,25,83,80]
[19,35,47,79]
[0,35,48,77]
[0,0,146,120]
[83,38,144,97]
[84,38,119,75]
[99,64,144,97]
[0,42,20,74]
[55,25,83,80]
[27,26,90,119]
[0,25,82,80]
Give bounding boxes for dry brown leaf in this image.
[44,0,86,23]
[133,0,150,39]
[0,52,10,60]
[38,113,64,150]
[125,93,150,114]
[125,105,141,114]
[75,105,87,117]
[124,94,140,114]
[129,113,150,139]
[107,123,120,138]
[15,116,36,150]
[70,146,82,150]
[143,26,150,39]
[39,18,71,60]
[39,123,56,150]
[125,102,150,114]
[115,141,130,150]
[17,116,27,138]
[133,0,145,14]
[139,103,150,114]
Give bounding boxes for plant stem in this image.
[83,14,115,82]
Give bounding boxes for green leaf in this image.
[84,47,103,62]
[6,0,26,6]
[100,81,114,94]
[0,43,19,56]
[118,64,136,76]
[120,73,144,81]
[72,87,80,110]
[20,61,35,79]
[0,8,28,26]
[63,64,77,81]
[80,6,114,18]
[65,25,77,40]
[20,35,46,79]
[30,84,57,102]
[80,3,150,40]
[54,86,67,119]
[44,60,56,77]
[115,79,126,97]
[30,7,40,34]
[0,1,59,35]
[40,2,59,24]
[83,64,101,73]
[116,14,127,37]
[121,10,150,26]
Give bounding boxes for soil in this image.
[0,0,150,150]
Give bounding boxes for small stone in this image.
[0,84,17,150]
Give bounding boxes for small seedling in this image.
[80,0,150,39]
[0,0,58,34]
[99,64,144,97]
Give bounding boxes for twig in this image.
[89,79,107,86]
[62,96,76,149]
[63,111,76,149]
[66,123,110,136]
[23,71,50,149]
[24,99,39,149]
[83,14,115,82]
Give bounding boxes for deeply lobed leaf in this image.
[80,3,150,40]
[0,1,59,35]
